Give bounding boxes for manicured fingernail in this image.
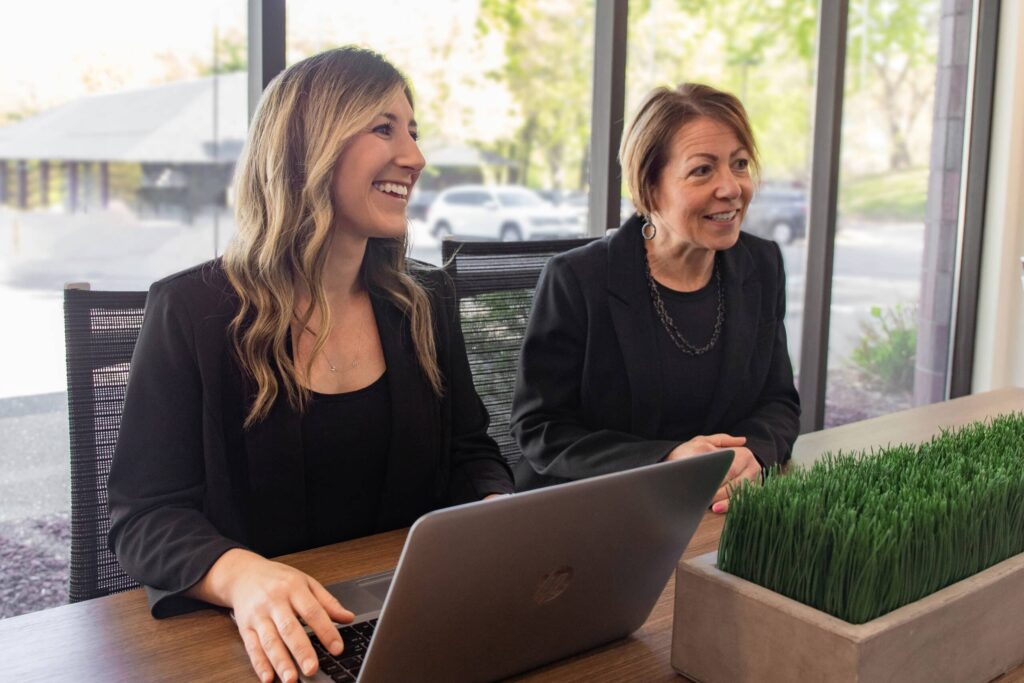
[260,671,272,683]
[329,639,343,655]
[712,502,725,513]
[303,658,317,674]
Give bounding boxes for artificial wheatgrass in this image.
[717,413,1024,624]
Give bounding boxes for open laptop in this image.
[304,449,734,683]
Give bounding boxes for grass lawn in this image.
[839,167,929,222]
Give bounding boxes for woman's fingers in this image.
[294,584,346,657]
[705,433,747,447]
[240,626,275,683]
[271,606,320,679]
[309,578,355,625]
[256,615,301,683]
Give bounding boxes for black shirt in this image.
[302,372,391,548]
[652,265,724,441]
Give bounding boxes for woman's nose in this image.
[398,134,426,173]
[715,169,741,200]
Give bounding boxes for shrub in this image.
[850,303,917,393]
[718,413,1024,624]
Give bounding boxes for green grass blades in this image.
[717,413,1024,624]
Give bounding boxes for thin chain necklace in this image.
[644,251,725,356]
[301,324,360,374]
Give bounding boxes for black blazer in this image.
[511,215,800,490]
[108,259,512,617]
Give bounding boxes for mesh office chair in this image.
[442,237,595,467]
[63,284,147,602]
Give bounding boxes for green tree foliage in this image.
[477,0,593,190]
[681,0,937,172]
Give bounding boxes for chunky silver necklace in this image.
[644,252,725,356]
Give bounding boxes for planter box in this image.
[671,550,1024,683]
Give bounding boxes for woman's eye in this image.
[410,130,419,142]
[733,158,750,171]
[373,123,394,136]
[691,165,712,177]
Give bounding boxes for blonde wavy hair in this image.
[224,47,441,428]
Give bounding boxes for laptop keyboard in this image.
[310,619,378,682]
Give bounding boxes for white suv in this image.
[426,184,584,241]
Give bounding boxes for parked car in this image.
[743,185,808,244]
[427,184,584,240]
[542,190,638,228]
[406,189,437,222]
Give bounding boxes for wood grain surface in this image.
[3,388,1023,682]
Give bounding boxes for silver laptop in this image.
[305,449,733,683]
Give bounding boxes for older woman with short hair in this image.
[511,82,800,508]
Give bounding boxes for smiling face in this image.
[649,116,753,252]
[331,88,425,240]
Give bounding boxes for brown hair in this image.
[224,47,442,428]
[619,82,760,217]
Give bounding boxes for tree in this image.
[477,0,593,190]
[678,0,937,172]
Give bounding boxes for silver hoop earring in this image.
[641,220,656,241]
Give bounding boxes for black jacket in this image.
[108,260,512,617]
[511,216,800,490]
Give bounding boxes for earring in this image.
[641,220,656,241]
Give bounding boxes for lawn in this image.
[839,167,929,222]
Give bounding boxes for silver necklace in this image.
[644,252,725,356]
[302,324,359,374]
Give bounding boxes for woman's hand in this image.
[666,433,747,462]
[709,446,761,513]
[665,434,761,514]
[188,548,355,683]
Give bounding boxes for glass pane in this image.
[0,0,245,617]
[626,0,818,376]
[286,0,595,262]
[826,0,969,426]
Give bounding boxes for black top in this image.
[108,260,514,618]
[304,373,391,548]
[511,216,800,491]
[653,272,723,442]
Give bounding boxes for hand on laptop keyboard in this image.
[185,548,356,683]
[311,619,378,682]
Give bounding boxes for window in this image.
[286,0,595,250]
[825,0,970,426]
[0,0,245,618]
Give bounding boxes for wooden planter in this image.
[671,550,1024,683]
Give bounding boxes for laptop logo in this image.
[533,565,574,605]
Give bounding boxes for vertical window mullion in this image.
[798,0,849,433]
[948,0,1001,397]
[248,0,286,122]
[588,0,628,236]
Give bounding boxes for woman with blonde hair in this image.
[512,82,799,504]
[108,47,512,683]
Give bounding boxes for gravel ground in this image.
[0,513,69,618]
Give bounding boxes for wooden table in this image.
[4,388,1024,681]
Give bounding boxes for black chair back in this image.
[63,286,147,602]
[442,238,595,467]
